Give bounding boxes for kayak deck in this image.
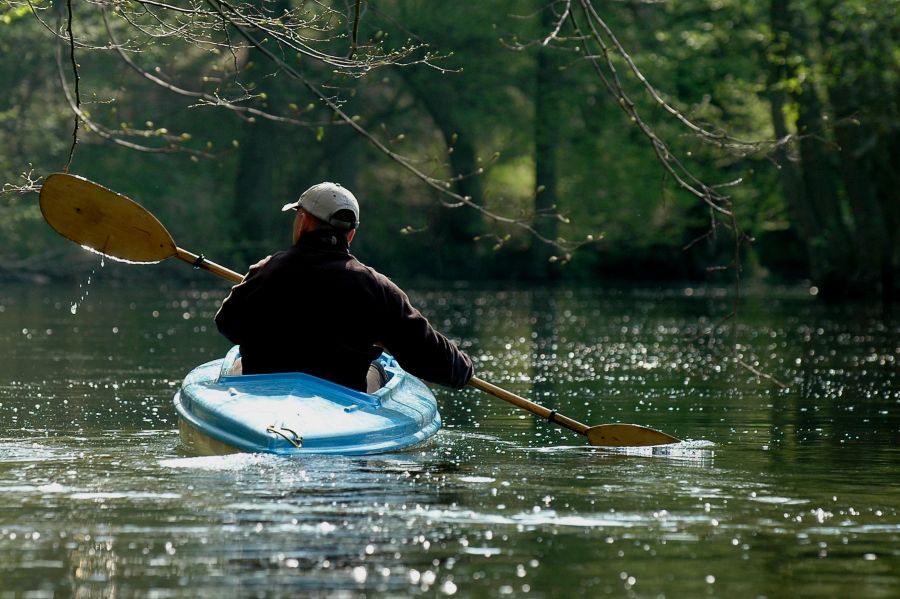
[174,348,441,456]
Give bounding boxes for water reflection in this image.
[0,281,897,596]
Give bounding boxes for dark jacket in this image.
[215,230,474,391]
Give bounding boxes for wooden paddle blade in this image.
[40,173,177,263]
[586,423,680,447]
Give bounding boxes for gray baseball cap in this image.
[281,182,360,230]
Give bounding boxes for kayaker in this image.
[214,182,474,393]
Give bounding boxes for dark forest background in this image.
[1,0,897,301]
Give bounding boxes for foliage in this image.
[0,0,896,297]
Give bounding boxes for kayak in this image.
[173,347,441,456]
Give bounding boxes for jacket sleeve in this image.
[377,277,474,389]
[214,255,272,344]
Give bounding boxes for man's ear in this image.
[292,210,310,244]
[347,228,357,245]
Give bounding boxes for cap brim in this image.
[281,201,300,212]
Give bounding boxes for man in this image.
[215,182,474,393]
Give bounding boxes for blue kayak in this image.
[174,347,441,455]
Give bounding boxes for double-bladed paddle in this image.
[39,173,680,447]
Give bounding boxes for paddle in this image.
[468,377,678,446]
[39,173,242,282]
[39,172,680,447]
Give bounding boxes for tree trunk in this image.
[767,0,853,295]
[233,116,281,257]
[830,87,884,285]
[819,0,896,302]
[230,0,290,262]
[531,4,562,280]
[766,3,814,244]
[398,70,484,277]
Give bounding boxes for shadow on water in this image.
[0,280,897,596]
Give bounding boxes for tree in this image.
[6,0,893,297]
[767,0,900,299]
[531,1,564,278]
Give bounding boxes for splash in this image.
[159,453,274,470]
[603,439,716,463]
[522,439,716,464]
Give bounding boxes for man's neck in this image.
[296,228,350,251]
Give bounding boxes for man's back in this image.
[215,229,472,391]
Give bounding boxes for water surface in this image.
[1,278,897,597]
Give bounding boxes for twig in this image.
[542,0,572,46]
[63,0,80,172]
[348,0,361,58]
[205,0,582,256]
[736,358,790,390]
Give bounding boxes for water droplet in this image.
[70,266,99,315]
[352,566,367,583]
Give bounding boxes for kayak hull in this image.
[174,347,441,456]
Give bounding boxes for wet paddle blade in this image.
[586,423,680,447]
[40,173,177,264]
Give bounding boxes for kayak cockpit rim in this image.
[215,345,401,409]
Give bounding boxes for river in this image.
[0,276,897,597]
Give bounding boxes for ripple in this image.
[457,476,496,484]
[159,453,274,470]
[749,496,810,505]
[0,442,76,463]
[521,439,715,463]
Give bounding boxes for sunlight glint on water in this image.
[0,282,897,597]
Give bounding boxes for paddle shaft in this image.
[468,376,590,436]
[175,247,243,284]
